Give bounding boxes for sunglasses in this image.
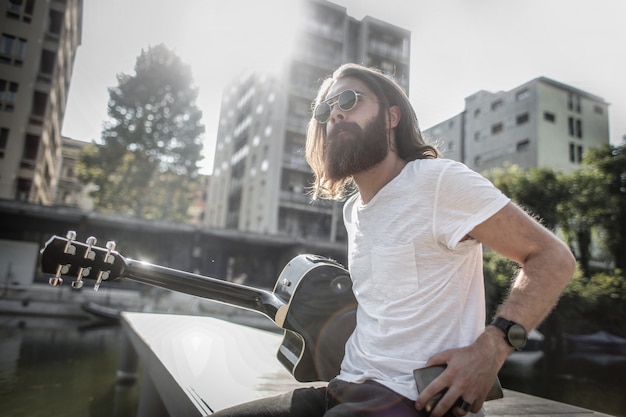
[313,89,364,124]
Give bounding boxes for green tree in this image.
[486,164,568,230]
[482,250,518,321]
[78,44,205,221]
[583,144,626,270]
[556,167,609,277]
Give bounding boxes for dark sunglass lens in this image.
[338,90,358,111]
[314,102,331,123]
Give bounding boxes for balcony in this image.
[282,153,309,171]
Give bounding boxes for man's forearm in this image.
[494,239,575,332]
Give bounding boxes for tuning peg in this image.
[84,236,97,260]
[49,264,70,286]
[71,266,90,289]
[94,270,110,291]
[104,241,116,264]
[64,230,77,255]
[49,276,63,286]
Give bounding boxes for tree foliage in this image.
[78,44,205,221]
[556,168,606,276]
[487,163,568,230]
[485,145,626,274]
[583,144,626,270]
[483,144,626,340]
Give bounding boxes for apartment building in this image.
[206,0,410,243]
[424,77,610,173]
[0,0,83,203]
[54,136,94,209]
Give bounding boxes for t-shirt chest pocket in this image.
[371,242,419,298]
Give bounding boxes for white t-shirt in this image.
[337,158,510,401]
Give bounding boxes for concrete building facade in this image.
[424,77,610,173]
[55,136,93,209]
[0,0,83,203]
[206,0,410,244]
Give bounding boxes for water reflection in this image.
[500,349,626,416]
[0,316,139,417]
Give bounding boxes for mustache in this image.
[327,121,362,139]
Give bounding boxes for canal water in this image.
[1,315,625,417]
[0,316,140,417]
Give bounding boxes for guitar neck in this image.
[121,258,284,322]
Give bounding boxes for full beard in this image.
[323,110,390,181]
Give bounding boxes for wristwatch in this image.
[490,317,527,351]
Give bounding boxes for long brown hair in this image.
[305,63,440,200]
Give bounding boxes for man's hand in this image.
[414,327,511,417]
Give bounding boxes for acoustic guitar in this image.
[40,231,357,382]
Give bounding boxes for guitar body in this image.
[40,234,357,383]
[273,255,357,382]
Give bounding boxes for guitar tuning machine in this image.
[71,266,91,289]
[49,263,71,286]
[64,230,77,255]
[104,241,116,264]
[94,241,116,291]
[84,236,97,260]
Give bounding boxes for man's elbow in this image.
[555,242,577,285]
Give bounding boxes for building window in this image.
[6,0,35,22]
[593,105,604,115]
[544,112,555,122]
[0,127,9,158]
[569,143,583,164]
[39,50,57,76]
[516,139,530,152]
[567,92,581,113]
[0,79,18,111]
[474,131,480,141]
[474,108,481,118]
[48,10,64,36]
[516,113,529,125]
[569,117,583,138]
[22,135,40,162]
[31,91,48,118]
[491,100,503,111]
[16,178,31,201]
[0,34,27,65]
[491,123,503,135]
[516,89,529,101]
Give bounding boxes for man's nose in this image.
[329,105,346,124]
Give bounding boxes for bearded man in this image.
[210,64,575,417]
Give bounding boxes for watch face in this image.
[508,324,527,349]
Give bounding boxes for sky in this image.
[62,0,626,174]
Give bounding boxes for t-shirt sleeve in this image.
[433,161,510,250]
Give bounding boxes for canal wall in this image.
[0,282,278,331]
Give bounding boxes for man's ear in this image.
[388,105,401,128]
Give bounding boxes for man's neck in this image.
[353,153,407,204]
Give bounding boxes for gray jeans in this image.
[209,378,423,417]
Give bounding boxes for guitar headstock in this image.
[40,231,126,291]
